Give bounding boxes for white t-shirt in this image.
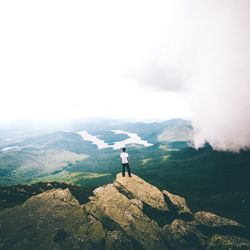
[120,152,129,164]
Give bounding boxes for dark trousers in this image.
[122,163,131,177]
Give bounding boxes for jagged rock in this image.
[24,187,80,207]
[84,183,167,250]
[105,230,134,250]
[162,219,207,249]
[0,188,102,250]
[162,190,192,217]
[114,173,169,213]
[192,211,246,238]
[206,234,250,250]
[194,211,244,229]
[1,175,250,250]
[114,173,171,226]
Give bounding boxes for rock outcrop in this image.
[162,219,207,249]
[162,190,192,217]
[84,183,166,250]
[114,173,169,213]
[0,188,93,249]
[194,211,244,229]
[207,234,250,250]
[0,173,249,250]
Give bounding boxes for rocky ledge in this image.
[0,173,249,250]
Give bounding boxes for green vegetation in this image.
[30,171,113,187]
[0,148,88,186]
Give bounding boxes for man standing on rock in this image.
[120,147,132,177]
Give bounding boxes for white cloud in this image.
[131,0,250,151]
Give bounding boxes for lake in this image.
[77,130,153,150]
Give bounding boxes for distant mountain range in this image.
[0,118,193,186]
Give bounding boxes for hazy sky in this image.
[0,0,190,122]
[0,1,249,151]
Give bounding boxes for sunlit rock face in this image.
[1,174,250,250]
[114,173,169,212]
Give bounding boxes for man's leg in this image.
[126,163,132,177]
[122,164,125,177]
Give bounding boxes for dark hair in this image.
[122,147,126,152]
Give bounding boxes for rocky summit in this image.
[0,173,250,250]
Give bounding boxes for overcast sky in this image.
[0,0,191,122]
[0,1,249,151]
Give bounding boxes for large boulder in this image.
[194,211,244,228]
[162,219,207,249]
[206,234,250,250]
[0,188,95,250]
[193,211,245,237]
[84,183,167,250]
[114,173,169,213]
[162,190,192,217]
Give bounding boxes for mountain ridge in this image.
[0,173,249,250]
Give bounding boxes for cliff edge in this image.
[0,173,249,250]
